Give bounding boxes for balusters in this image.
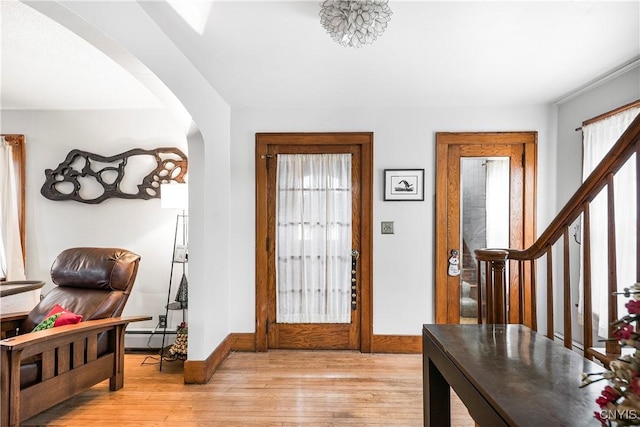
[476,259,483,324]
[636,139,640,284]
[546,245,554,339]
[530,259,537,331]
[518,260,525,324]
[583,203,593,357]
[563,227,572,349]
[471,114,640,362]
[606,174,620,355]
[485,260,493,323]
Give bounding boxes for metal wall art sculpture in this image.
[41,147,187,204]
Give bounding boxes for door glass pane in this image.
[460,157,510,323]
[275,154,352,323]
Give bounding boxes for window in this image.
[275,153,352,323]
[578,103,640,337]
[0,134,26,280]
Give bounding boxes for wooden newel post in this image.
[476,249,510,324]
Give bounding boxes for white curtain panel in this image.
[0,138,26,281]
[275,153,352,323]
[485,158,510,249]
[578,107,640,337]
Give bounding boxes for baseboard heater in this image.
[553,332,585,355]
[125,327,176,351]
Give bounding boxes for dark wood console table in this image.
[423,324,603,426]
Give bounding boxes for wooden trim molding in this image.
[372,335,421,354]
[184,332,419,384]
[183,333,256,384]
[184,335,231,384]
[230,333,256,352]
[581,99,640,128]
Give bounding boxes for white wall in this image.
[230,104,555,335]
[31,0,233,361]
[1,108,188,332]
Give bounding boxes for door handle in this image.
[351,250,359,310]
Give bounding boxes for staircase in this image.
[475,112,640,366]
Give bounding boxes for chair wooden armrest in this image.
[1,315,150,426]
[0,316,151,350]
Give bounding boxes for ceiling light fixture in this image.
[319,0,392,48]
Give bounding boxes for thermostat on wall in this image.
[381,221,394,234]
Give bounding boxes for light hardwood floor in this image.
[23,350,474,426]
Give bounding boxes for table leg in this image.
[423,355,451,427]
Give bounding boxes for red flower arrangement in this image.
[582,284,640,426]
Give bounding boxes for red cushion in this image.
[44,304,83,326]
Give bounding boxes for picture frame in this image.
[384,169,425,201]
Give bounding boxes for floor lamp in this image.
[159,182,188,370]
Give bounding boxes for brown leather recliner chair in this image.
[0,247,150,426]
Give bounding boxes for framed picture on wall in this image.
[384,169,425,201]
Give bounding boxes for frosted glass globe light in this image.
[319,0,393,48]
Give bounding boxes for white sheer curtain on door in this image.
[485,158,510,249]
[0,137,26,281]
[276,153,352,323]
[578,107,640,337]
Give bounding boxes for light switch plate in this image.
[381,221,394,234]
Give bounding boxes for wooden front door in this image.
[255,133,373,351]
[435,132,537,324]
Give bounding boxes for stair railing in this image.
[475,112,640,361]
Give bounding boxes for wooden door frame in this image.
[255,132,373,352]
[435,132,537,324]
